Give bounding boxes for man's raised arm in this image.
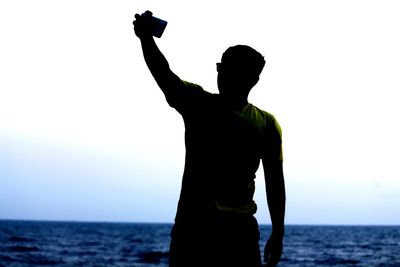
[133,11,180,96]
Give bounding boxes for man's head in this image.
[217,45,265,99]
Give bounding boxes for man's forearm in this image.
[140,36,169,77]
[265,164,286,238]
[268,180,285,238]
[139,36,178,93]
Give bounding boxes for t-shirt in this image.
[165,80,282,223]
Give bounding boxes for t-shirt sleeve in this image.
[262,114,283,162]
[164,79,209,116]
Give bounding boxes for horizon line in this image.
[0,218,398,227]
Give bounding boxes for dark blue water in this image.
[0,221,399,267]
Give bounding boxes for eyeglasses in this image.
[216,63,221,72]
[216,63,240,73]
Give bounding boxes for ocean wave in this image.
[6,245,40,253]
[136,251,169,264]
[0,254,15,262]
[7,236,37,242]
[23,254,65,265]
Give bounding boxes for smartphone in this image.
[144,14,168,38]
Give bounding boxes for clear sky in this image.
[0,0,399,225]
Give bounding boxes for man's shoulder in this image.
[247,104,278,124]
[167,79,217,114]
[180,80,201,89]
[245,104,282,139]
[180,80,215,98]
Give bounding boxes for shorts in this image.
[169,213,261,267]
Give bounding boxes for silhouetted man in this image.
[133,11,285,267]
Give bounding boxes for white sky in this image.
[0,0,399,225]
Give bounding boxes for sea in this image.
[0,220,399,267]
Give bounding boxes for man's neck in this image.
[219,94,249,110]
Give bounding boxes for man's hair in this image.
[221,45,266,78]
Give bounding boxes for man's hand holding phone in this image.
[133,11,167,39]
